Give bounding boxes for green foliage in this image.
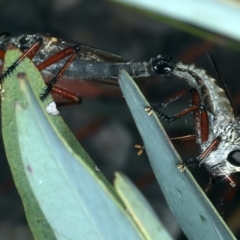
[1,50,145,240]
[2,49,235,240]
[118,70,236,240]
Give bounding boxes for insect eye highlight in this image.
[227,150,240,166]
[151,55,176,77]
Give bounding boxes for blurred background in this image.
[0,0,240,239]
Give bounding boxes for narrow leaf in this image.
[118,70,236,240]
[115,172,173,240]
[2,50,143,240]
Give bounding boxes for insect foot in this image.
[144,106,154,115]
[177,163,186,172]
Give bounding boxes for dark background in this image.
[0,0,240,239]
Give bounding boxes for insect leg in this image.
[199,137,221,164]
[145,87,192,115]
[145,88,205,124]
[177,137,221,171]
[0,49,5,59]
[0,37,43,83]
[170,135,196,141]
[217,176,237,214]
[0,38,82,103]
[204,176,217,193]
[38,45,80,101]
[51,85,82,103]
[0,41,43,101]
[37,44,82,102]
[189,88,208,142]
[158,105,199,122]
[204,175,237,214]
[220,176,237,206]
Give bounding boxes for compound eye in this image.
[153,61,173,76]
[151,56,176,77]
[227,150,240,166]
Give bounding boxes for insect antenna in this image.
[207,52,238,116]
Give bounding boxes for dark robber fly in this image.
[0,32,239,204]
[0,32,170,102]
[145,54,240,205]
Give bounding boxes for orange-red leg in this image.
[39,45,80,100]
[147,87,209,143]
[0,37,82,103]
[204,174,236,214]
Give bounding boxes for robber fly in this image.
[144,55,240,204]
[0,32,168,102]
[1,32,238,202]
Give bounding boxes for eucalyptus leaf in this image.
[112,0,240,51]
[115,172,173,240]
[1,50,143,240]
[118,70,236,240]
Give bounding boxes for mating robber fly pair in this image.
[0,32,240,204]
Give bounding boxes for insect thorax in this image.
[202,119,240,176]
[15,34,40,51]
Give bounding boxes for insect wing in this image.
[42,34,128,63]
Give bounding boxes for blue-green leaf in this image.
[2,50,143,240]
[118,70,236,240]
[115,172,173,240]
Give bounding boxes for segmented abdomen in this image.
[39,59,154,81]
[173,62,234,122]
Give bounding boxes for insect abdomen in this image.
[173,62,235,121]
